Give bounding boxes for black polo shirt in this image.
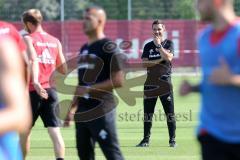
[77,38,121,112]
[141,39,174,84]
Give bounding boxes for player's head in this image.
[152,20,165,38]
[83,6,106,35]
[22,9,43,33]
[196,0,234,22]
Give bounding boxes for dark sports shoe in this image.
[136,139,149,147]
[169,141,177,148]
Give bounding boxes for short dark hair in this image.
[152,20,164,29]
[22,9,43,26]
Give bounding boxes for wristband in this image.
[156,44,162,49]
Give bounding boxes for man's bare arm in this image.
[24,36,48,99]
[56,40,67,75]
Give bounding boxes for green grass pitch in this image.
[27,75,201,160]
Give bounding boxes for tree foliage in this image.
[3,0,240,21]
[35,0,60,20]
[0,0,60,21]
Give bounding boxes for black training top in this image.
[77,38,121,112]
[141,39,174,83]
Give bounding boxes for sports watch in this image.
[156,44,162,49]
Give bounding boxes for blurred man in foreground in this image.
[0,35,31,160]
[180,0,240,159]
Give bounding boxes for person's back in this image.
[28,31,60,91]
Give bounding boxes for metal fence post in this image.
[128,0,132,20]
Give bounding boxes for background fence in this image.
[1,0,240,67]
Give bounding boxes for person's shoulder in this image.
[99,38,114,47]
[101,38,112,43]
[82,43,88,48]
[232,20,240,32]
[0,21,13,28]
[81,43,88,49]
[23,35,32,42]
[79,43,88,53]
[0,21,18,36]
[0,20,7,26]
[29,31,38,38]
[232,17,240,26]
[142,41,154,51]
[27,32,39,43]
[45,32,60,42]
[100,38,117,53]
[0,34,14,43]
[198,24,213,42]
[19,29,29,37]
[0,36,19,59]
[144,40,154,47]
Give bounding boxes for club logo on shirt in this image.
[38,49,55,64]
[36,42,57,48]
[149,49,154,55]
[149,49,160,58]
[103,41,117,53]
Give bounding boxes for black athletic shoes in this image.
[136,139,149,147]
[136,138,177,147]
[169,139,177,148]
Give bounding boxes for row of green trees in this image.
[0,0,240,21]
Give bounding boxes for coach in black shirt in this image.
[64,6,125,160]
[136,20,176,147]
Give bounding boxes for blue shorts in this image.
[0,132,22,160]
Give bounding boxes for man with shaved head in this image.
[64,6,125,160]
[180,0,240,159]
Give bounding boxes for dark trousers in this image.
[198,133,240,160]
[143,82,176,142]
[75,109,124,160]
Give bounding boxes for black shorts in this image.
[30,88,61,127]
